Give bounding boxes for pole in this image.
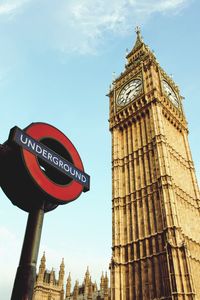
[10,204,45,300]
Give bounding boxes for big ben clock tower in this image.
[109,27,200,300]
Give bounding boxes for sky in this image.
[0,0,200,298]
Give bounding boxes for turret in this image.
[94,281,98,292]
[50,268,55,285]
[73,280,79,300]
[84,266,90,296]
[84,266,90,285]
[58,258,65,286]
[88,277,93,300]
[100,272,105,292]
[104,272,109,300]
[37,252,46,282]
[66,273,71,298]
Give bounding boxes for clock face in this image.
[117,79,142,106]
[162,80,179,107]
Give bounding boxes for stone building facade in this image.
[108,28,200,300]
[32,253,110,300]
[32,253,65,300]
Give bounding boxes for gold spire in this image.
[58,258,65,285]
[73,281,79,300]
[38,252,46,282]
[84,266,90,284]
[100,272,105,291]
[67,272,71,282]
[101,271,105,280]
[135,25,142,37]
[133,25,143,50]
[88,278,93,299]
[104,272,109,290]
[125,25,145,62]
[66,273,71,298]
[50,268,54,284]
[60,258,65,269]
[74,280,79,288]
[41,251,46,264]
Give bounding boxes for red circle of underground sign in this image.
[22,123,84,203]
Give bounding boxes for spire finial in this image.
[39,251,46,268]
[135,25,141,35]
[112,72,116,82]
[60,257,64,267]
[135,26,142,41]
[41,251,46,260]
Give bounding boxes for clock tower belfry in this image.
[108,28,200,300]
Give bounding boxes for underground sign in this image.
[1,123,90,212]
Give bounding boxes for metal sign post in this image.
[0,123,90,300]
[11,205,44,300]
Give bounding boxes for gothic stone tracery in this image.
[109,29,200,300]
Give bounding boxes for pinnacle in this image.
[41,251,46,261]
[133,25,143,50]
[75,280,79,287]
[60,258,65,267]
[86,266,90,275]
[125,25,145,60]
[39,251,46,270]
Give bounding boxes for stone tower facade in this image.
[108,28,200,300]
[66,268,110,300]
[33,253,65,300]
[33,253,110,300]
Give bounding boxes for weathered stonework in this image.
[32,253,110,300]
[32,253,65,300]
[109,29,200,300]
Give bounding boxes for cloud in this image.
[0,0,29,17]
[129,0,189,14]
[54,0,190,54]
[0,0,191,54]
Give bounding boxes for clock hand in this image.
[125,90,132,100]
[135,83,141,88]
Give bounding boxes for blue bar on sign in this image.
[12,127,90,191]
